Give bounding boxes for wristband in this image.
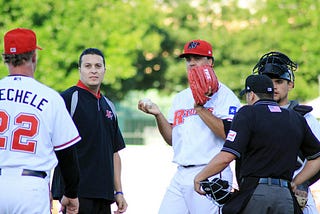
[115,191,123,195]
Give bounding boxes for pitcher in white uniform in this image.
[138,39,241,214]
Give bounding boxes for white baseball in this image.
[141,98,152,108]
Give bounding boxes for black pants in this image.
[79,198,112,214]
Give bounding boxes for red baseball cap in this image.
[4,28,42,54]
[179,39,213,58]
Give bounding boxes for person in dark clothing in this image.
[194,74,320,214]
[254,51,320,213]
[52,48,127,214]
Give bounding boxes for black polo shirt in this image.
[62,85,125,200]
[222,99,320,181]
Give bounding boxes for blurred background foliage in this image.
[1,0,320,103]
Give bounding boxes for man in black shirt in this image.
[254,51,320,212]
[52,48,127,214]
[194,75,320,214]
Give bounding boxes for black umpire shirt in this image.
[52,81,125,202]
[222,99,320,181]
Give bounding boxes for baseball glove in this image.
[200,178,232,206]
[187,65,219,105]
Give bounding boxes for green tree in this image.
[1,0,319,102]
[0,0,167,100]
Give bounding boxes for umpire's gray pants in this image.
[242,183,294,214]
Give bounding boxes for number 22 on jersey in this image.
[0,110,39,153]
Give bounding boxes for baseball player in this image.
[254,51,320,213]
[194,74,320,214]
[0,28,81,214]
[138,39,241,213]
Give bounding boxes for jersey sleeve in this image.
[113,124,126,152]
[52,94,81,151]
[304,113,320,140]
[222,106,253,158]
[103,96,126,152]
[212,83,241,121]
[300,118,320,160]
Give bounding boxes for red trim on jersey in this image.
[76,80,101,99]
[54,135,81,149]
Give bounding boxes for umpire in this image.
[194,74,320,214]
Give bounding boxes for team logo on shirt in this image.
[173,107,214,126]
[226,130,237,142]
[229,106,237,115]
[105,110,114,119]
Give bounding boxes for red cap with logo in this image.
[179,39,213,58]
[4,28,42,54]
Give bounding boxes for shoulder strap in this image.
[70,90,78,117]
[288,100,313,116]
[104,96,117,119]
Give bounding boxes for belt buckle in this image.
[267,178,288,188]
[270,178,280,186]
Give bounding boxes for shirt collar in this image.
[253,99,278,106]
[76,80,101,99]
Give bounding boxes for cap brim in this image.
[179,53,187,58]
[239,89,247,96]
[179,53,210,58]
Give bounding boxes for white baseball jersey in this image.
[304,112,320,140]
[159,83,241,214]
[0,75,81,213]
[167,83,241,166]
[0,76,81,172]
[294,111,320,214]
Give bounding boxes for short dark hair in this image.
[78,48,105,67]
[2,50,34,66]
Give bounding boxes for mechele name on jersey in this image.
[0,88,48,111]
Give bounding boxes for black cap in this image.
[240,75,274,96]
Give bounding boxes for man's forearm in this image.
[113,152,122,192]
[293,157,320,186]
[195,105,226,139]
[55,145,80,198]
[155,112,173,146]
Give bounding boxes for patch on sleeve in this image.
[226,130,237,142]
[229,106,237,115]
[268,105,282,112]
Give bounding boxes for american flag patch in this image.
[226,130,237,142]
[229,106,237,115]
[268,105,281,112]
